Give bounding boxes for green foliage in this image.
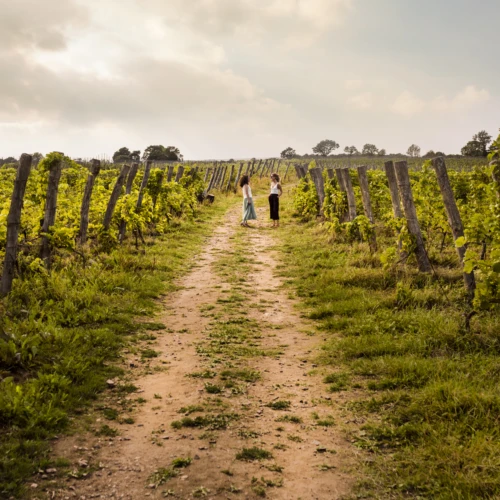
[292,177,318,221]
[236,447,273,461]
[277,213,500,498]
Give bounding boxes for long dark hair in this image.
[240,175,250,187]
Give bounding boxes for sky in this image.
[1,0,499,160]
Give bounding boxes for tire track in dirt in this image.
[44,203,356,500]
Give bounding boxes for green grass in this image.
[266,400,291,410]
[276,415,302,424]
[171,413,239,430]
[275,196,500,498]
[236,447,273,462]
[0,195,238,498]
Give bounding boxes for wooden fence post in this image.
[103,164,131,230]
[218,165,227,189]
[207,167,217,193]
[40,153,63,267]
[0,154,32,296]
[118,162,139,241]
[432,157,475,296]
[341,168,357,222]
[284,162,290,182]
[204,167,211,183]
[175,165,185,183]
[226,164,235,192]
[357,165,377,252]
[394,161,432,273]
[78,159,101,245]
[384,160,405,255]
[167,165,174,182]
[294,164,304,180]
[136,160,152,210]
[234,163,244,192]
[309,167,326,214]
[326,168,335,180]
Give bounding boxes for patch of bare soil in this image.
[39,203,358,500]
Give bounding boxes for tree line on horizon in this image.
[0,130,496,168]
[280,130,496,160]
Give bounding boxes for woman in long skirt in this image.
[269,173,283,228]
[240,175,257,227]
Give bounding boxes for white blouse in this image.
[243,185,252,199]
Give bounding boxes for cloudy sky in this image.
[1,0,498,160]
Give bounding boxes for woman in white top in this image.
[240,175,257,227]
[269,173,283,227]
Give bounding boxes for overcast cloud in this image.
[1,0,498,159]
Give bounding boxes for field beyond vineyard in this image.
[0,149,499,499]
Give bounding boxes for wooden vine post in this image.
[167,165,174,182]
[341,168,357,221]
[357,165,377,252]
[103,164,131,230]
[234,163,243,192]
[326,168,335,180]
[78,159,101,245]
[40,153,64,267]
[309,167,326,214]
[175,165,185,183]
[226,164,235,192]
[204,168,211,183]
[283,162,290,182]
[118,162,140,241]
[432,157,475,297]
[136,161,152,211]
[384,160,405,254]
[218,166,227,189]
[394,161,432,273]
[0,154,33,296]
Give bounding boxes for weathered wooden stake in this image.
[167,165,174,182]
[136,161,152,210]
[432,157,475,296]
[357,165,377,252]
[294,164,305,179]
[394,161,432,273]
[309,167,326,214]
[226,165,235,192]
[326,168,334,180]
[0,154,32,296]
[40,153,64,266]
[118,162,139,241]
[175,165,185,183]
[103,164,131,230]
[284,163,290,182]
[204,168,211,183]
[78,159,101,245]
[341,168,357,221]
[234,163,244,192]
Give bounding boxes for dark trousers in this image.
[269,194,279,220]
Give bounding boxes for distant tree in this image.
[281,147,296,159]
[461,141,484,157]
[32,152,44,166]
[435,151,446,157]
[423,150,436,158]
[378,149,386,156]
[143,145,182,161]
[130,150,141,162]
[344,146,358,157]
[473,130,492,156]
[407,144,421,157]
[313,140,339,157]
[0,156,17,167]
[113,147,132,163]
[362,144,379,156]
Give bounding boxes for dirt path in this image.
[43,203,356,500]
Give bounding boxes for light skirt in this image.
[242,198,257,222]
